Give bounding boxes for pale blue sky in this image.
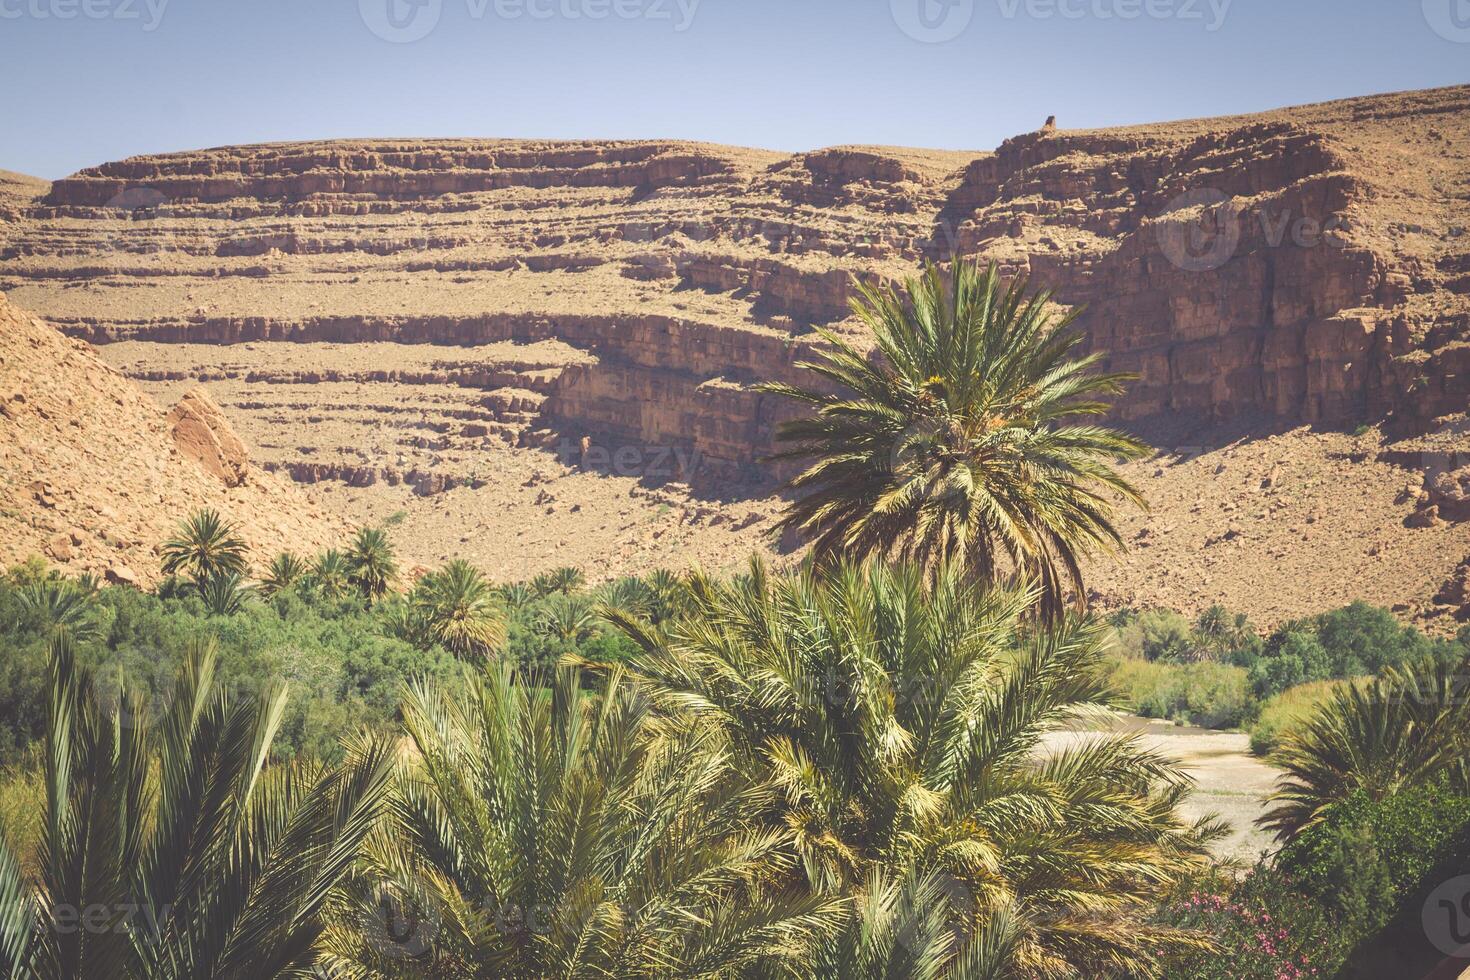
[0,0,1466,179]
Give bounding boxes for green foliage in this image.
[612,559,1222,976]
[1107,656,1256,728]
[0,636,395,979]
[1262,655,1470,839]
[762,259,1149,620]
[0,565,461,762]
[1247,680,1346,756]
[1249,601,1455,698]
[1274,780,1470,973]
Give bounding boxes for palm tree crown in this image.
[160,508,248,585]
[346,527,398,603]
[763,260,1148,619]
[323,665,842,978]
[610,559,1219,977]
[1260,654,1470,840]
[261,551,308,597]
[0,635,394,979]
[413,560,506,661]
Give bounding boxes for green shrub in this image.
[1247,679,1347,756]
[1104,656,1255,728]
[1159,864,1351,979]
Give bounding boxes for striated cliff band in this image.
[1,85,1468,625]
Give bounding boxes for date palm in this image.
[534,593,597,646]
[311,549,352,601]
[531,566,585,598]
[321,665,845,978]
[1260,655,1470,840]
[199,570,252,616]
[160,508,248,586]
[414,560,506,661]
[261,551,308,597]
[610,559,1219,977]
[0,634,395,979]
[347,527,398,604]
[18,579,99,643]
[763,260,1148,620]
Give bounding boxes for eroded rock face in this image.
[0,88,1467,624]
[168,386,250,487]
[4,88,1466,496]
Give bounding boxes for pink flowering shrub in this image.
[1159,866,1350,980]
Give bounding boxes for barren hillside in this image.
[1,85,1467,623]
[0,294,348,584]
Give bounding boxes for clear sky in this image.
[0,0,1466,179]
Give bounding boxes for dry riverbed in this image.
[1043,713,1281,862]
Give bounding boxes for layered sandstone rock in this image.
[1,86,1468,620]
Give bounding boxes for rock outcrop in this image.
[0,293,347,583]
[168,386,251,487]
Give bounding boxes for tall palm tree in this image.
[321,665,845,978]
[762,260,1148,620]
[160,508,248,587]
[1260,655,1470,840]
[0,635,395,979]
[413,560,506,661]
[346,527,398,604]
[609,559,1219,977]
[260,551,308,597]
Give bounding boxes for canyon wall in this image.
[2,86,1467,496]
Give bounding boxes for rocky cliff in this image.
[1,86,1467,620]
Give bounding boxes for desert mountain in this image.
[0,85,1467,623]
[0,293,347,584]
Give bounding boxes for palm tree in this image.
[18,579,99,643]
[321,665,844,978]
[493,581,537,611]
[531,566,585,598]
[346,527,398,604]
[608,559,1219,977]
[199,570,252,616]
[1260,655,1470,840]
[413,560,506,661]
[0,635,395,979]
[534,593,597,646]
[160,508,248,587]
[762,260,1148,620]
[261,551,308,596]
[311,549,352,601]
